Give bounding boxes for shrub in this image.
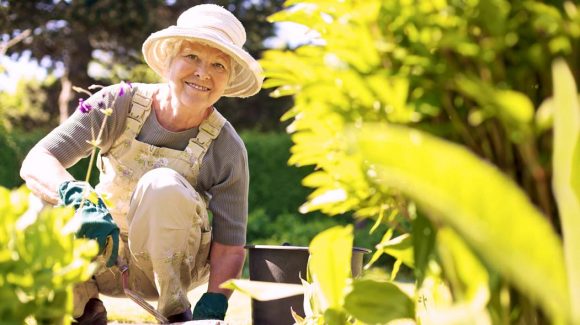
[0,186,97,324]
[259,0,580,324]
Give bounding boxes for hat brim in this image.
[142,26,263,98]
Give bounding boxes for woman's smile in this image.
[185,81,211,92]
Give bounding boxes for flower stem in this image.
[78,113,109,210]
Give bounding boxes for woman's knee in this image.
[129,168,206,225]
[135,168,196,201]
[138,168,186,189]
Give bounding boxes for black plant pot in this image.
[245,244,371,325]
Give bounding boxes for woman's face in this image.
[166,41,231,111]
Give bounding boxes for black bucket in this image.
[245,244,371,325]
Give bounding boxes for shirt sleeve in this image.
[35,84,131,168]
[199,123,249,246]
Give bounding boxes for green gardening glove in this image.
[192,292,228,320]
[58,180,119,267]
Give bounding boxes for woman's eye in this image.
[185,54,198,60]
[213,62,226,70]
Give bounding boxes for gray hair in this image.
[159,38,186,78]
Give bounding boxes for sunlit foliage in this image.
[0,186,97,324]
[259,0,580,324]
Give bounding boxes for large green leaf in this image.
[551,59,580,323]
[437,227,489,304]
[417,228,492,325]
[220,279,304,301]
[344,279,414,324]
[412,213,436,288]
[455,75,534,141]
[308,225,353,310]
[352,124,569,322]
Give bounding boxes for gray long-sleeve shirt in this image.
[36,83,248,245]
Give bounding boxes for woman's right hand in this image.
[58,180,119,267]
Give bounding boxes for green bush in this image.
[0,127,98,188]
[242,131,312,217]
[0,186,97,324]
[0,127,50,189]
[242,131,386,249]
[243,131,341,243]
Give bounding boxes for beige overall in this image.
[73,86,226,317]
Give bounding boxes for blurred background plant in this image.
[0,186,97,324]
[0,22,98,325]
[256,0,580,324]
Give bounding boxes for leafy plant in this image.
[238,0,580,324]
[0,186,97,324]
[0,78,51,132]
[0,81,126,323]
[223,225,415,324]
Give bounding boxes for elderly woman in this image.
[20,4,262,324]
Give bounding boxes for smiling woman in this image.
[155,42,233,132]
[19,4,263,324]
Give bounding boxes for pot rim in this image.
[244,244,371,254]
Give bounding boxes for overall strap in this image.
[186,109,227,161]
[124,87,153,138]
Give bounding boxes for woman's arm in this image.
[20,146,75,205]
[19,84,130,204]
[207,241,246,297]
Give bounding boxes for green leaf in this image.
[412,214,436,288]
[535,97,554,133]
[344,279,414,324]
[300,278,322,318]
[220,279,304,301]
[364,228,392,270]
[455,76,534,141]
[308,225,353,310]
[353,124,569,322]
[552,59,580,323]
[495,90,535,128]
[324,308,348,325]
[437,227,489,303]
[377,233,414,268]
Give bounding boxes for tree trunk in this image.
[58,73,72,124]
[57,30,93,124]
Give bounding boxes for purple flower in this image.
[78,98,93,113]
[118,81,133,97]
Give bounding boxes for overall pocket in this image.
[189,228,212,287]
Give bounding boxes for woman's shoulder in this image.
[217,121,245,146]
[210,121,247,160]
[130,82,161,92]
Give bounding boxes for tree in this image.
[1,0,289,129]
[1,0,169,123]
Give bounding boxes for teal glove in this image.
[192,292,228,320]
[58,180,119,267]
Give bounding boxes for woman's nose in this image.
[194,64,210,80]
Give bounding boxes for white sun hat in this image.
[142,4,263,98]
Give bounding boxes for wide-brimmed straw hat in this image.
[142,4,263,98]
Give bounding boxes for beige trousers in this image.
[73,168,211,317]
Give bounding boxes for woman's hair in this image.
[158,38,234,82]
[159,38,186,78]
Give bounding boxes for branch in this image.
[0,29,31,57]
